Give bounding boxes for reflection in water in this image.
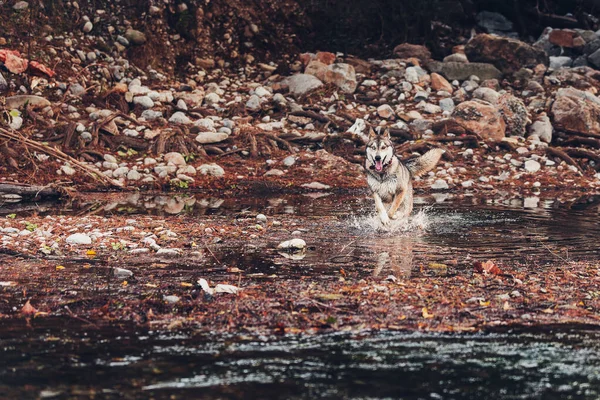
[372,236,415,279]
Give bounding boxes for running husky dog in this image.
[365,128,444,226]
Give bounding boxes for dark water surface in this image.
[2,319,600,399]
[2,193,600,399]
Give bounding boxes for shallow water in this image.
[3,192,600,398]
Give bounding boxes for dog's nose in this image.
[375,155,381,161]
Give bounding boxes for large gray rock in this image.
[452,100,506,140]
[588,48,600,68]
[551,87,600,135]
[322,63,357,93]
[284,74,323,96]
[498,94,530,137]
[428,61,503,81]
[465,34,549,73]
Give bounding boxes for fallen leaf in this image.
[4,52,28,74]
[56,265,65,271]
[145,283,158,288]
[474,260,502,275]
[422,307,434,319]
[122,281,128,286]
[180,282,193,287]
[428,262,448,270]
[29,61,55,78]
[479,299,491,307]
[21,300,37,315]
[315,293,343,301]
[86,250,96,257]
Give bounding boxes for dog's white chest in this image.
[367,174,397,202]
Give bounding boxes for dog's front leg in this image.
[373,193,390,225]
[388,189,406,220]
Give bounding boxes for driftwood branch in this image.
[0,183,63,198]
[547,147,584,174]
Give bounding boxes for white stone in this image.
[254,86,271,97]
[198,163,225,177]
[377,104,395,119]
[66,233,92,245]
[168,112,192,124]
[114,268,133,279]
[195,131,229,144]
[265,169,285,176]
[285,74,323,96]
[524,160,541,173]
[113,167,129,178]
[301,182,331,190]
[431,179,449,190]
[245,95,261,111]
[9,116,23,130]
[277,238,306,250]
[127,170,141,181]
[133,96,154,109]
[157,248,182,257]
[204,92,220,106]
[61,165,76,176]
[282,156,296,167]
[82,21,93,33]
[164,152,186,166]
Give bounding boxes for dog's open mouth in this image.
[375,160,383,172]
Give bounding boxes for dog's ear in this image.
[368,127,377,140]
[383,128,391,139]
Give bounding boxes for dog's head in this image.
[365,127,394,173]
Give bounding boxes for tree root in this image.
[547,147,584,174]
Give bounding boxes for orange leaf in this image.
[474,260,502,275]
[5,52,28,74]
[21,300,37,315]
[422,307,434,319]
[29,61,55,78]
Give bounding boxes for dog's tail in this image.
[405,148,445,178]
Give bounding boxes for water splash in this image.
[348,207,431,234]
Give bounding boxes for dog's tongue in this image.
[375,160,383,171]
